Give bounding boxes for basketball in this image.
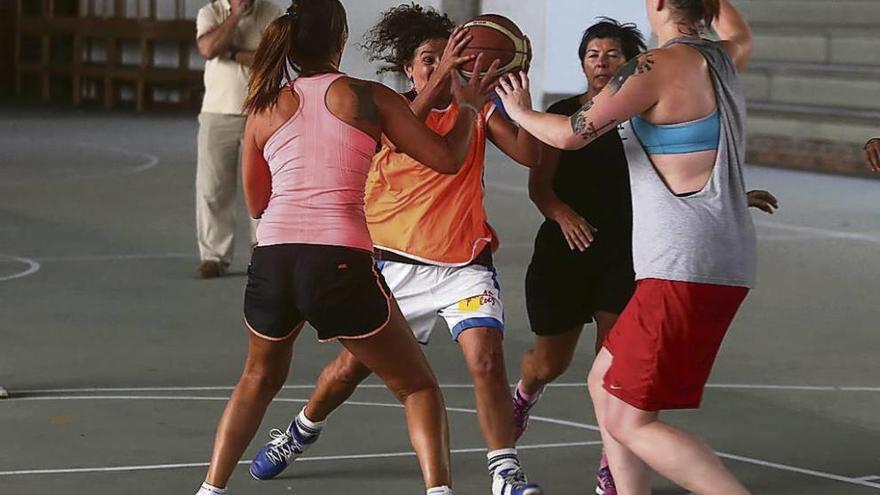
[459,14,531,78]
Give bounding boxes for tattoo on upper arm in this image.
[608,52,655,94]
[349,81,379,125]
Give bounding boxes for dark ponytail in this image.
[244,0,348,114]
[670,0,721,30]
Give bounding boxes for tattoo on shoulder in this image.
[349,81,379,125]
[608,52,655,94]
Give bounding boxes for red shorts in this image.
[603,278,748,411]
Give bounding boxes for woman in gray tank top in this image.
[497,1,760,493]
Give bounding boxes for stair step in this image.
[747,102,878,145]
[750,29,880,65]
[741,70,880,112]
[733,0,880,27]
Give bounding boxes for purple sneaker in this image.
[596,452,617,495]
[512,384,542,441]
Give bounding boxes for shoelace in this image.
[513,393,533,424]
[500,468,528,486]
[597,466,616,489]
[264,428,300,465]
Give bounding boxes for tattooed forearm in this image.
[349,81,379,125]
[579,119,617,141]
[608,52,655,93]
[570,99,594,136]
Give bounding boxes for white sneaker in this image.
[0,386,8,399]
[492,466,543,495]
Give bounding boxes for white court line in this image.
[76,142,160,175]
[0,441,601,477]
[0,254,41,282]
[13,382,880,395]
[859,476,880,482]
[2,394,879,489]
[486,182,880,244]
[753,219,880,245]
[34,253,196,263]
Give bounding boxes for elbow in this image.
[197,42,218,60]
[558,133,585,151]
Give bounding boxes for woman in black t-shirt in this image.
[512,20,646,494]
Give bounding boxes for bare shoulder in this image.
[607,49,666,94]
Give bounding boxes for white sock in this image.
[196,482,227,495]
[427,485,453,495]
[516,380,542,404]
[487,448,520,477]
[292,408,325,439]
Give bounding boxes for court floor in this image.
[1,107,878,495]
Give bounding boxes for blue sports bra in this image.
[631,110,720,155]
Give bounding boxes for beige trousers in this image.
[195,112,256,265]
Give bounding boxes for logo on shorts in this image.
[337,263,349,270]
[457,290,498,312]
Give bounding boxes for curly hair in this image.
[362,2,455,75]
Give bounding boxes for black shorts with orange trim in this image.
[244,244,391,342]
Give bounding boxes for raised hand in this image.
[494,71,532,120]
[437,26,475,80]
[452,54,501,114]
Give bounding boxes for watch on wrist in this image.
[228,47,240,61]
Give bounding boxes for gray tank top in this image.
[619,38,756,288]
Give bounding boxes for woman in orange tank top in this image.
[253,5,546,495]
[194,2,499,495]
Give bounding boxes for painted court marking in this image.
[1,394,879,490]
[74,142,160,176]
[486,182,880,245]
[0,254,41,282]
[14,382,880,395]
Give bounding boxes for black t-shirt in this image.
[534,95,633,258]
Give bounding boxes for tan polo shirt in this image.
[196,0,281,115]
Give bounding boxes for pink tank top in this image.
[257,73,378,251]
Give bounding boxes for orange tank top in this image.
[365,99,497,266]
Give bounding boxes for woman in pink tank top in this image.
[194,2,498,495]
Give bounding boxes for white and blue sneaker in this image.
[249,414,322,480]
[492,466,543,495]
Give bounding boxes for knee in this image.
[394,377,441,404]
[239,367,286,398]
[329,357,371,387]
[603,412,642,446]
[586,364,606,401]
[466,345,506,382]
[531,356,569,384]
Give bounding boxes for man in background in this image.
[194,0,281,278]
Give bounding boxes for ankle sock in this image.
[426,485,453,495]
[487,448,520,477]
[291,408,325,441]
[516,380,543,404]
[196,482,227,495]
